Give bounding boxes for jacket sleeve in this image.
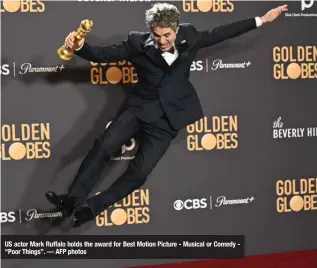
[74,33,132,63]
[194,18,258,49]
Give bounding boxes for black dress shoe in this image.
[72,207,95,228]
[45,191,78,216]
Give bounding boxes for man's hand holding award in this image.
[57,19,93,61]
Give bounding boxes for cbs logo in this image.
[0,64,10,75]
[173,198,208,211]
[105,121,136,155]
[190,61,203,71]
[0,212,16,223]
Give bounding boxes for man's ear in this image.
[176,27,179,34]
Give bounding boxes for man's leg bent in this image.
[67,110,141,203]
[45,110,141,215]
[85,114,178,217]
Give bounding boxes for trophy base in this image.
[57,46,73,61]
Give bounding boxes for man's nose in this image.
[159,39,166,44]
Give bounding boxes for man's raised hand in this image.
[260,4,288,24]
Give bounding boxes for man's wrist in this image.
[255,16,264,27]
[259,16,268,25]
[64,37,84,51]
[75,42,84,51]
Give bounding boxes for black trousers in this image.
[66,110,178,216]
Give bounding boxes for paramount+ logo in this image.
[182,0,234,13]
[96,189,150,227]
[0,123,51,161]
[276,178,317,213]
[90,61,137,85]
[0,0,45,13]
[186,115,238,151]
[273,46,317,80]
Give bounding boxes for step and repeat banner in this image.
[1,0,317,267]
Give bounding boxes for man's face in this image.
[152,26,178,51]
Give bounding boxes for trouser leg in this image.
[86,114,178,216]
[67,110,141,203]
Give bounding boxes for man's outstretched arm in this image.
[63,31,132,63]
[74,38,131,63]
[196,4,288,49]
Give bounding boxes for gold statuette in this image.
[57,19,93,61]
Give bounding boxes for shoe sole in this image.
[45,194,73,216]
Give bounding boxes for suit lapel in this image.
[171,29,189,69]
[175,29,188,54]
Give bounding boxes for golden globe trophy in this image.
[57,19,93,61]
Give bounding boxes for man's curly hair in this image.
[145,3,180,31]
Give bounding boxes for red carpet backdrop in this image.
[1,0,317,268]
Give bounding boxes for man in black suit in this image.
[46,3,288,227]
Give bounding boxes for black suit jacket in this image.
[75,18,258,130]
